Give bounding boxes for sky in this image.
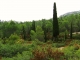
[0,0,80,22]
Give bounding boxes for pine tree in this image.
[52,2,59,41]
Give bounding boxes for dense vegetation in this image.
[0,11,80,41]
[0,2,80,60]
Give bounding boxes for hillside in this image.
[60,10,80,17]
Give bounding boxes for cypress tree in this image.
[32,20,36,32]
[70,22,72,39]
[52,2,59,41]
[42,19,47,42]
[64,30,67,40]
[22,26,26,40]
[27,26,31,40]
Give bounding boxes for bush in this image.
[46,40,53,44]
[9,33,20,40]
[75,49,80,59]
[30,30,36,40]
[52,42,65,48]
[31,46,64,60]
[2,51,32,60]
[8,33,20,44]
[69,40,80,46]
[73,34,80,39]
[36,26,44,42]
[0,44,28,57]
[63,46,75,59]
[15,39,24,44]
[33,39,44,45]
[13,51,32,60]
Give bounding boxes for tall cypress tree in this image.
[70,22,72,39]
[32,20,36,32]
[52,2,59,41]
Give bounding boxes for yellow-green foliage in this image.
[9,33,20,40]
[75,49,80,59]
[15,39,24,44]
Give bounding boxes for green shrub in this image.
[2,51,32,60]
[63,46,75,59]
[0,44,28,57]
[8,33,20,44]
[9,33,20,40]
[26,44,36,51]
[30,30,36,40]
[36,26,44,42]
[2,58,13,60]
[33,39,44,45]
[15,39,24,44]
[46,40,53,44]
[73,34,80,39]
[13,51,32,60]
[52,42,65,48]
[75,49,80,59]
[69,40,80,46]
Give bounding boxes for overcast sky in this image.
[0,0,80,22]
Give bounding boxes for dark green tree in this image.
[22,26,26,40]
[31,20,36,32]
[42,19,47,42]
[70,22,72,39]
[53,2,59,41]
[27,26,31,40]
[2,21,18,38]
[8,21,18,36]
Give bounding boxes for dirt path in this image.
[58,39,72,50]
[58,47,64,50]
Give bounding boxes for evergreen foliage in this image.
[53,2,59,40]
[70,22,72,39]
[42,19,47,42]
[31,20,36,32]
[22,26,26,40]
